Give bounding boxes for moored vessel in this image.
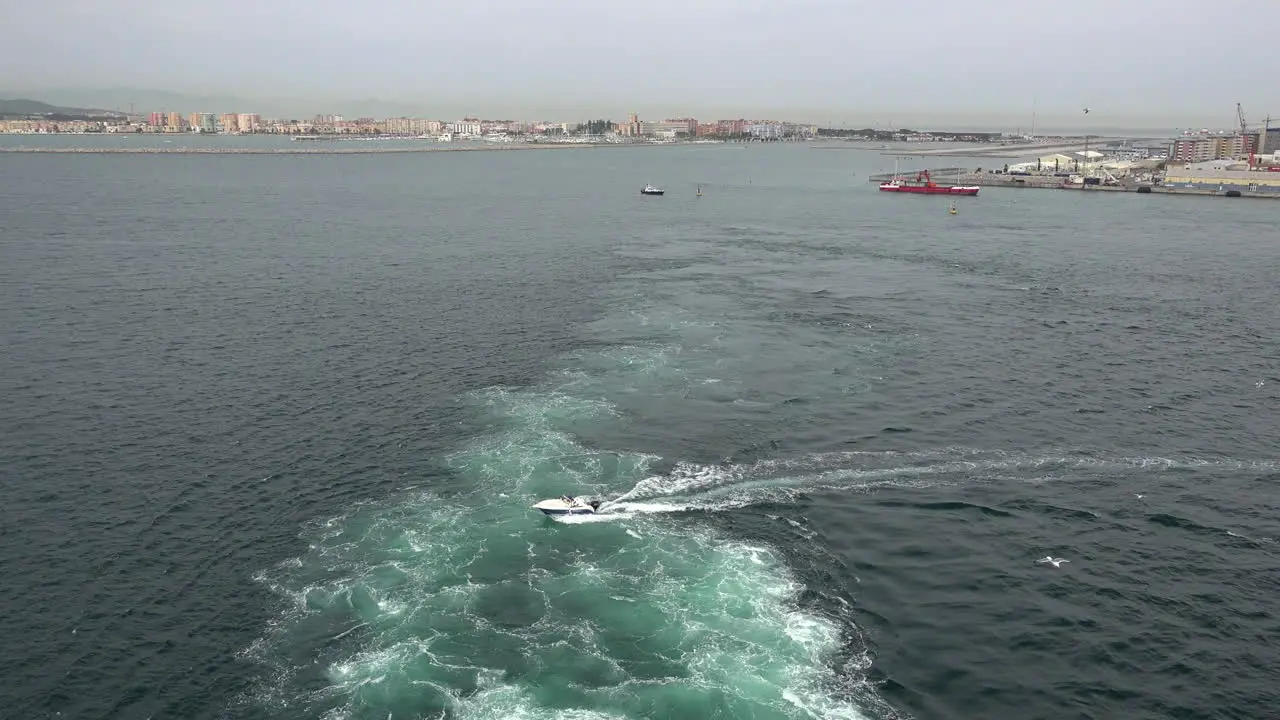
[879,169,980,195]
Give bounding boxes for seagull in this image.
[1135,493,1144,499]
[1037,556,1069,568]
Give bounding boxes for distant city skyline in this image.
[0,87,1259,136]
[4,0,1277,132]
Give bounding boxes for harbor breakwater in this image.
[891,138,1127,159]
[869,169,1280,199]
[952,172,1280,199]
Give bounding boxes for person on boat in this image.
[561,494,575,505]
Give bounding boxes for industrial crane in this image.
[1264,114,1274,160]
[1237,102,1255,169]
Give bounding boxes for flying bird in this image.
[1037,556,1069,568]
[1083,108,1090,114]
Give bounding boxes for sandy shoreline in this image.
[0,142,651,155]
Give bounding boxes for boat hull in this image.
[532,498,598,516]
[535,507,596,516]
[879,184,980,195]
[640,190,665,196]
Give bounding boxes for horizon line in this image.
[0,89,1239,134]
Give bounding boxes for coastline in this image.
[868,167,1280,200]
[0,142,660,155]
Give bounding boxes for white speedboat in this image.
[640,185,665,196]
[532,495,601,516]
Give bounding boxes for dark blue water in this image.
[2,143,1277,720]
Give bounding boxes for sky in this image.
[2,0,1277,130]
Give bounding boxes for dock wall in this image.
[1163,168,1280,196]
[870,169,1280,199]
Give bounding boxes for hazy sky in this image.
[3,0,1277,128]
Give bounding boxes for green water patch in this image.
[245,366,881,719]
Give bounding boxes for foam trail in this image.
[597,450,1279,517]
[242,383,885,719]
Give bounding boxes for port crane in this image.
[1237,102,1255,168]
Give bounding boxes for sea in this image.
[1,134,1276,720]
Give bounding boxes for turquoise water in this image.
[246,342,882,719]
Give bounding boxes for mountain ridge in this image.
[0,97,125,117]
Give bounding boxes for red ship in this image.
[879,169,980,195]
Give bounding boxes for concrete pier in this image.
[869,169,1280,199]
[893,138,1125,159]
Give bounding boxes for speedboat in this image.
[532,495,602,516]
[640,185,665,196]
